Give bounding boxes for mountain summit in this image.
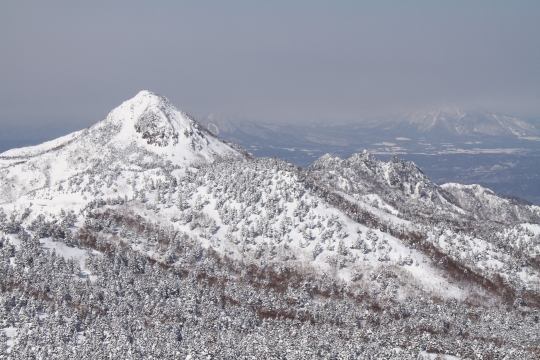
[0,91,242,203]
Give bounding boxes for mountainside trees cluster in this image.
[1,228,539,358]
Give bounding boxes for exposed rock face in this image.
[134,104,179,147]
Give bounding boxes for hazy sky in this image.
[2,1,539,128]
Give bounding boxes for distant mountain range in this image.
[375,107,540,139]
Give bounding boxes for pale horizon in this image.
[2,1,540,129]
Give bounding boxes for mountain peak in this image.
[128,90,174,113]
[81,91,244,158]
[100,91,186,147]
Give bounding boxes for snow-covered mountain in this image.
[0,91,243,203]
[1,92,539,358]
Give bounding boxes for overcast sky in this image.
[1,1,539,128]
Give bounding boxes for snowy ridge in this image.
[310,151,438,197]
[441,183,540,222]
[309,152,464,219]
[0,130,84,159]
[309,151,540,224]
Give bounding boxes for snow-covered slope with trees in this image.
[441,183,540,222]
[0,92,539,358]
